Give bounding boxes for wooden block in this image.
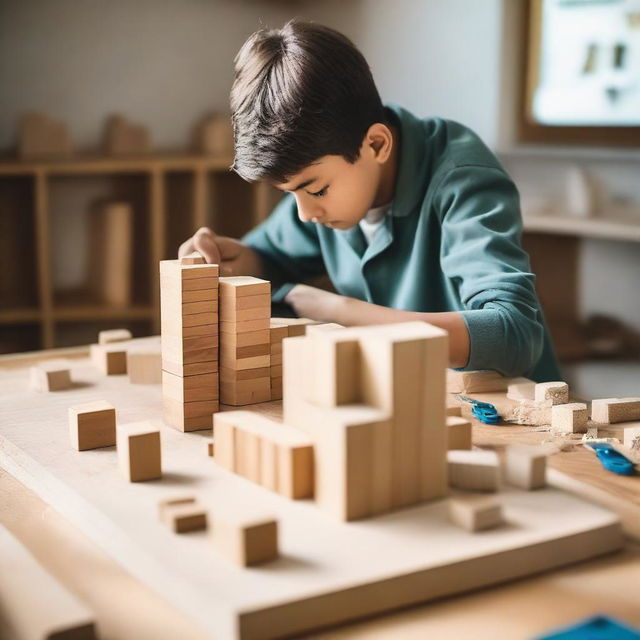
[179,252,205,265]
[68,400,116,451]
[219,317,270,334]
[158,497,207,533]
[270,364,283,377]
[447,369,509,394]
[127,345,161,384]
[195,112,234,155]
[19,111,72,158]
[270,342,283,355]
[163,397,218,432]
[220,354,270,371]
[162,370,218,403]
[104,114,150,155]
[161,274,219,293]
[206,439,215,456]
[623,424,640,450]
[551,402,589,433]
[220,305,270,323]
[220,377,270,395]
[534,381,569,405]
[506,376,536,401]
[220,343,270,360]
[219,276,270,298]
[181,299,218,315]
[591,398,640,424]
[29,360,71,392]
[305,323,345,333]
[90,343,127,375]
[161,334,218,366]
[98,328,132,345]
[271,317,322,337]
[270,377,283,401]
[211,512,279,566]
[160,260,219,281]
[447,416,472,450]
[447,450,500,492]
[0,526,96,639]
[269,324,289,343]
[446,404,462,417]
[162,359,218,378]
[221,329,270,348]
[448,494,503,532]
[508,399,553,426]
[117,421,162,482]
[219,385,271,406]
[230,293,271,310]
[270,352,283,366]
[504,444,547,490]
[219,366,270,383]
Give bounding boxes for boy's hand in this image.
[284,284,348,324]
[178,227,262,277]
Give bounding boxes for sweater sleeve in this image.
[242,193,326,300]
[435,165,545,377]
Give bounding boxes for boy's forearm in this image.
[335,296,470,368]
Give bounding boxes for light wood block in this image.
[506,377,536,401]
[447,369,509,394]
[591,398,640,424]
[90,343,128,375]
[69,400,116,451]
[207,439,215,456]
[98,328,132,345]
[127,344,162,384]
[179,252,205,265]
[505,444,547,490]
[220,367,270,383]
[163,397,218,432]
[446,404,463,417]
[219,318,270,334]
[447,416,472,450]
[29,360,71,392]
[104,114,150,155]
[0,525,96,640]
[162,370,218,403]
[534,381,569,405]
[448,494,504,532]
[220,354,270,371]
[551,402,589,433]
[159,497,208,533]
[195,113,234,155]
[162,359,218,378]
[211,511,279,567]
[447,449,500,492]
[219,276,270,298]
[19,111,72,158]
[117,421,162,482]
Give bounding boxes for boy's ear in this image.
[363,122,393,164]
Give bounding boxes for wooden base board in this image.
[0,356,623,640]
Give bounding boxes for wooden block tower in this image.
[219,276,271,406]
[160,255,219,431]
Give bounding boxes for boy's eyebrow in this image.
[286,177,317,192]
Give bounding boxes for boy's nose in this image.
[297,203,324,224]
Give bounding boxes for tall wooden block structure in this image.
[283,322,449,521]
[160,256,219,431]
[219,276,271,406]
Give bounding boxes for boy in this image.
[179,20,561,381]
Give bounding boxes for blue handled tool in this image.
[583,441,636,476]
[456,395,500,425]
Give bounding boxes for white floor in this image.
[562,360,640,399]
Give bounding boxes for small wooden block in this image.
[219,276,270,298]
[222,329,271,348]
[591,398,640,424]
[220,343,270,360]
[447,450,500,492]
[69,400,116,451]
[219,367,270,383]
[447,369,509,394]
[448,494,503,532]
[504,444,547,490]
[447,416,472,450]
[206,439,215,456]
[162,370,219,403]
[219,305,270,323]
[98,328,132,345]
[305,323,345,334]
[162,359,218,378]
[220,354,270,371]
[219,318,270,334]
[90,343,128,375]
[19,111,72,158]
[446,404,463,417]
[159,497,207,533]
[117,421,162,482]
[506,377,536,401]
[623,424,640,450]
[551,402,588,433]
[534,381,569,405]
[104,114,150,155]
[30,360,72,392]
[179,252,205,265]
[163,397,219,432]
[212,513,279,567]
[127,345,162,384]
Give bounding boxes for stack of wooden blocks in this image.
[160,256,219,431]
[219,276,271,406]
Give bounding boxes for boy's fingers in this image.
[177,236,195,258]
[216,236,244,261]
[193,232,222,264]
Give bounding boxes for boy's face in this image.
[274,122,396,230]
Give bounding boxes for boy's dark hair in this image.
[230,20,386,184]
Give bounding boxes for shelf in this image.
[0,308,42,324]
[53,304,154,321]
[523,212,640,243]
[499,146,640,164]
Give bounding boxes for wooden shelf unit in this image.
[0,154,279,353]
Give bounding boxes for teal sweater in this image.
[243,104,562,382]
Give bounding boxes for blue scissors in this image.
[456,395,500,425]
[583,442,636,476]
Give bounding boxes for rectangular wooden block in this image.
[447,369,509,394]
[448,494,503,532]
[159,497,208,533]
[211,513,278,567]
[117,421,162,481]
[591,398,640,424]
[160,260,219,280]
[98,328,132,345]
[219,318,270,334]
[219,367,270,383]
[447,449,500,492]
[90,343,127,375]
[127,345,162,384]
[447,416,472,450]
[504,444,547,490]
[160,274,219,293]
[535,381,569,405]
[506,377,536,401]
[182,299,218,315]
[162,370,218,403]
[551,402,588,434]
[219,383,271,406]
[161,334,219,367]
[219,305,270,323]
[219,354,270,371]
[270,352,282,366]
[220,343,270,360]
[29,360,71,392]
[69,400,116,451]
[162,358,218,378]
[163,397,218,432]
[219,276,270,298]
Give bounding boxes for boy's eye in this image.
[308,186,328,197]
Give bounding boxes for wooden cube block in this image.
[551,402,588,433]
[447,369,509,394]
[504,444,547,490]
[624,424,640,450]
[179,252,205,265]
[68,400,116,451]
[19,111,72,158]
[447,416,472,450]
[206,439,215,456]
[98,328,132,345]
[158,497,207,533]
[448,494,503,532]
[534,381,569,405]
[90,344,127,375]
[162,397,218,432]
[117,421,162,482]
[212,513,279,567]
[447,450,500,492]
[30,360,71,392]
[591,398,640,424]
[104,114,150,155]
[506,377,536,401]
[162,370,219,403]
[219,276,270,298]
[127,345,161,384]
[446,404,463,417]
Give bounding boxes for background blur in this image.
[1,0,638,398]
